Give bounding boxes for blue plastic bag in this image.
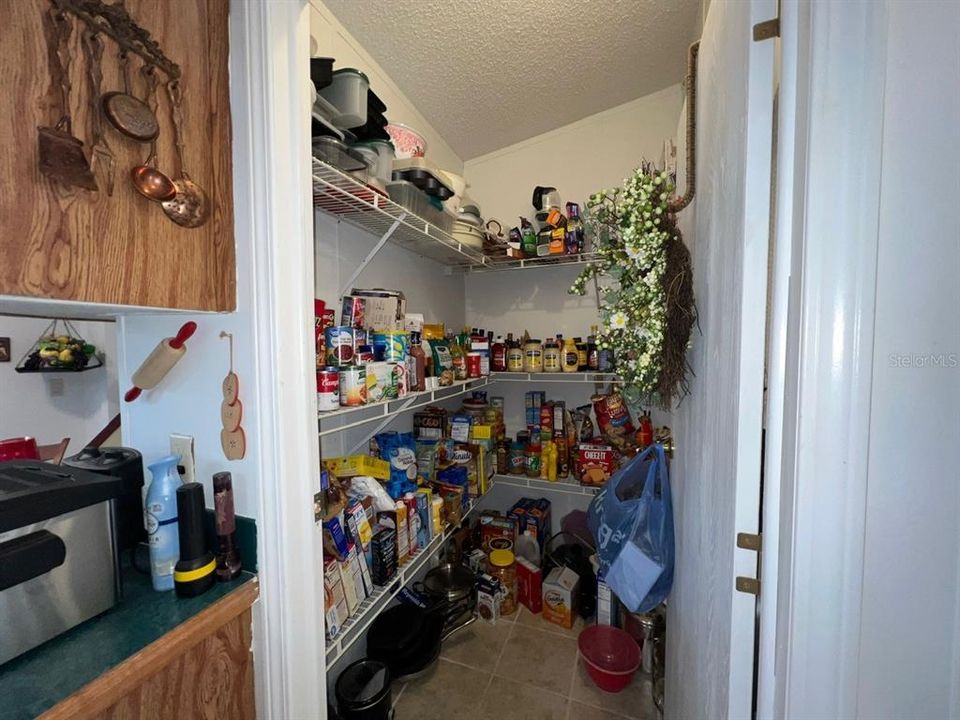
[587,443,674,613]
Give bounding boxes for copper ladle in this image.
[160,80,209,228]
[130,66,176,202]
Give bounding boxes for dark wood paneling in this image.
[0,0,235,311]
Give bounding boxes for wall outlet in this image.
[170,434,196,484]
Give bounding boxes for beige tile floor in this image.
[391,606,658,720]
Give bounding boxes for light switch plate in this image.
[170,434,196,484]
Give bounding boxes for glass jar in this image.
[543,339,562,372]
[507,343,524,372]
[523,339,543,373]
[487,549,517,615]
[525,443,542,478]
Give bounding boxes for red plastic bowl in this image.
[578,625,641,693]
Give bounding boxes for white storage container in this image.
[319,68,370,129]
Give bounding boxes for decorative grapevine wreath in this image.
[570,166,696,410]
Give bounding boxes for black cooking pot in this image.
[334,659,392,720]
[419,562,476,609]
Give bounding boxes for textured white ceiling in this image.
[323,0,701,159]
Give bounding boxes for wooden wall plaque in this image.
[0,0,235,311]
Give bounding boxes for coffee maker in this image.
[63,447,145,552]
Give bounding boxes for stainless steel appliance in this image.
[0,461,126,666]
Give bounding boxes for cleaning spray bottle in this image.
[144,454,182,591]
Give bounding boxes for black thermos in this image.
[173,482,216,597]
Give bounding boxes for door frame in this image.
[758,1,889,717]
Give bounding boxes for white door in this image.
[665,0,777,718]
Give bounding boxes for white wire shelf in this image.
[452,251,600,274]
[325,499,479,667]
[312,157,488,267]
[490,473,602,497]
[318,378,491,437]
[490,371,619,383]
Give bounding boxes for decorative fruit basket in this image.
[15,319,104,373]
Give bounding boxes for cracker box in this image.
[413,409,446,440]
[542,566,579,629]
[575,442,617,486]
[323,455,391,481]
[516,556,543,614]
[480,512,517,553]
[323,557,348,639]
[370,525,397,586]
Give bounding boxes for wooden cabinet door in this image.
[0,0,235,311]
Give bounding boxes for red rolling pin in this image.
[124,322,197,402]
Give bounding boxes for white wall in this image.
[462,84,683,345]
[856,2,960,717]
[463,84,683,228]
[309,0,463,175]
[0,316,118,451]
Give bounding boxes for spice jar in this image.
[543,338,562,372]
[487,549,518,615]
[508,442,526,475]
[523,339,543,373]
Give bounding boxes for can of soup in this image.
[355,344,374,364]
[339,365,367,406]
[317,367,340,412]
[325,326,355,366]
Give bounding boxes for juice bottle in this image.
[562,337,579,373]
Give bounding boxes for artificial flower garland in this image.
[570,167,695,409]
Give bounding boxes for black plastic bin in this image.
[335,659,393,720]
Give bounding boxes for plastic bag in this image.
[587,443,674,613]
[346,475,395,514]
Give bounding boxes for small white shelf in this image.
[312,158,488,267]
[490,473,602,497]
[452,252,600,274]
[490,371,619,384]
[325,499,479,667]
[318,378,491,437]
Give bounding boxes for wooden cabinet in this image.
[40,581,258,720]
[0,0,235,311]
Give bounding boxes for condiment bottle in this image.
[449,334,468,380]
[543,338,562,372]
[566,202,585,254]
[523,338,544,373]
[587,327,599,371]
[598,343,614,372]
[507,336,524,372]
[562,337,579,373]
[491,335,507,372]
[213,471,242,581]
[408,331,427,391]
[520,218,538,258]
[575,337,588,371]
[508,441,526,475]
[525,440,541,478]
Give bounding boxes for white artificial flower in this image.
[610,311,628,330]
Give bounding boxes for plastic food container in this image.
[452,221,484,249]
[578,625,641,693]
[386,180,454,234]
[312,136,366,174]
[487,549,518,615]
[354,140,395,185]
[319,68,369,129]
[386,122,427,158]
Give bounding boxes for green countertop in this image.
[0,562,256,720]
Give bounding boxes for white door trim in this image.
[763,2,888,717]
[231,1,323,717]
